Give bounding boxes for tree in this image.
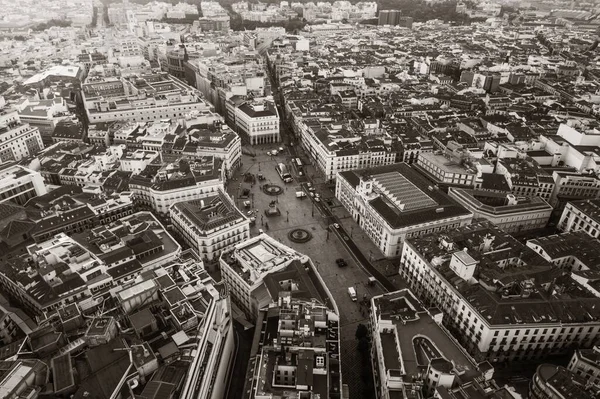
[355,323,369,341]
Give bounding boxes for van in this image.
[296,191,306,198]
[348,287,357,301]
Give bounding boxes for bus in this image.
[276,163,293,183]
[294,158,302,168]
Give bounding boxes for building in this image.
[220,234,333,321]
[170,190,250,261]
[0,212,181,316]
[0,163,47,206]
[182,117,242,177]
[568,346,600,388]
[247,290,342,398]
[291,113,400,182]
[129,156,225,217]
[399,220,600,362]
[234,100,280,145]
[336,163,473,257]
[370,289,505,399]
[448,188,553,233]
[530,364,597,399]
[0,97,44,163]
[526,231,600,272]
[0,359,49,398]
[81,73,213,124]
[558,199,600,238]
[17,97,72,146]
[550,170,600,208]
[416,152,478,188]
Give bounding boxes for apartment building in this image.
[550,170,600,208]
[81,73,213,124]
[336,163,473,257]
[530,364,597,399]
[129,156,225,217]
[0,212,181,316]
[495,158,555,202]
[0,97,44,163]
[220,234,332,321]
[247,290,342,398]
[182,119,242,177]
[448,188,552,233]
[416,152,478,188]
[399,221,600,362]
[526,231,600,272]
[370,289,504,399]
[293,115,399,181]
[558,199,600,238]
[568,346,600,388]
[170,191,250,261]
[234,100,280,145]
[0,163,47,206]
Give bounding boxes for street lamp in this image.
[350,226,354,238]
[311,201,314,217]
[286,210,289,222]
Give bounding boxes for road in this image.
[226,148,386,398]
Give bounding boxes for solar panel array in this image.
[372,172,437,212]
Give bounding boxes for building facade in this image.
[336,163,473,257]
[234,101,280,145]
[170,191,250,261]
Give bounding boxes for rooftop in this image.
[373,290,481,384]
[406,220,600,326]
[339,163,472,229]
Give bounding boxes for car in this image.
[336,258,347,267]
[247,210,254,215]
[307,183,312,188]
[309,192,315,197]
[298,171,303,176]
[308,187,316,192]
[334,223,340,229]
[315,193,320,198]
[250,217,256,222]
[259,229,264,234]
[278,147,284,152]
[266,151,272,156]
[315,197,320,202]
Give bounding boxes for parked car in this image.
[336,258,347,267]
[334,223,340,229]
[348,287,357,301]
[278,147,284,152]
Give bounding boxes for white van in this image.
[348,287,357,301]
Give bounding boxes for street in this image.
[226,146,388,398]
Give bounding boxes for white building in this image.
[335,163,473,257]
[234,100,280,145]
[568,347,600,388]
[370,289,496,399]
[0,163,47,206]
[170,191,250,261]
[129,156,225,217]
[448,188,553,233]
[399,221,600,362]
[558,199,600,238]
[291,114,399,181]
[0,97,44,163]
[220,234,325,320]
[416,152,478,187]
[82,74,213,124]
[550,170,600,208]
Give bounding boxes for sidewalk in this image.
[330,204,406,290]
